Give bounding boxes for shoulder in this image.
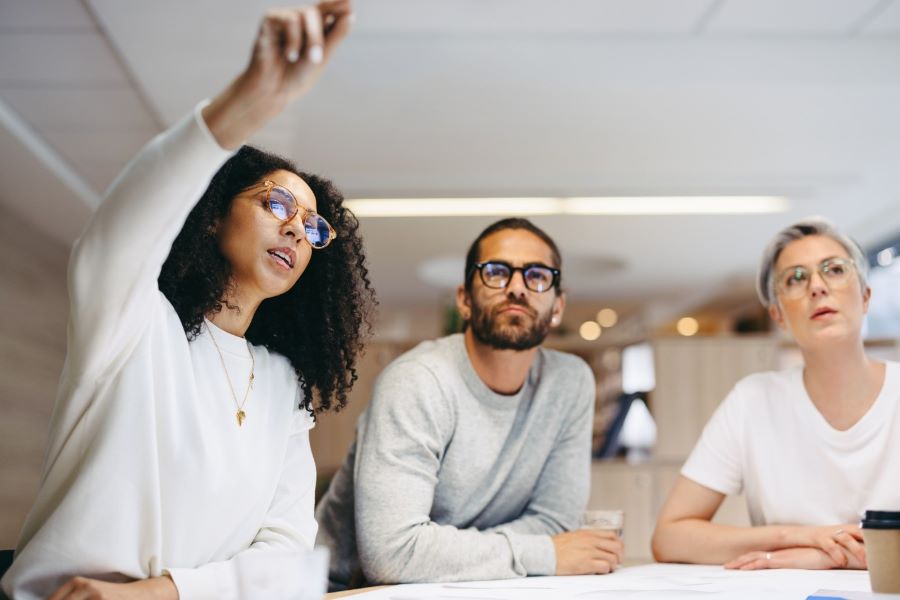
[369,336,463,419]
[722,367,801,413]
[537,347,595,385]
[379,335,463,388]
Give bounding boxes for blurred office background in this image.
[2,0,900,560]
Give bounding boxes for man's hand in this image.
[552,530,623,575]
[46,575,178,600]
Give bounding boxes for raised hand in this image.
[553,529,624,575]
[203,1,353,149]
[244,1,353,105]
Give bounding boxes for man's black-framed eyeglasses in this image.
[470,261,560,293]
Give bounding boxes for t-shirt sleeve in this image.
[680,380,747,496]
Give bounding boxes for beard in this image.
[469,297,554,351]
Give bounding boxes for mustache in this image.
[492,298,536,318]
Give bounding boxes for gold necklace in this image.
[205,321,255,427]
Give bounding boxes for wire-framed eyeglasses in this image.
[775,257,857,299]
[248,180,336,250]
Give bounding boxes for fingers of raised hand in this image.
[300,7,324,64]
[260,8,327,65]
[318,0,352,58]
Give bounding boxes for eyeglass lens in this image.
[268,186,333,249]
[779,258,853,297]
[481,262,555,292]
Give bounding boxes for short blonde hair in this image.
[756,217,868,308]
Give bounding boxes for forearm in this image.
[652,518,798,564]
[358,521,553,583]
[202,72,287,150]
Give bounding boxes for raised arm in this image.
[66,2,352,384]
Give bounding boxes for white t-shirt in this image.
[682,361,900,527]
[1,105,318,600]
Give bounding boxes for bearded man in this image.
[315,218,622,590]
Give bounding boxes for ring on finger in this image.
[832,528,845,539]
[765,552,772,561]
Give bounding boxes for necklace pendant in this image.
[236,409,246,427]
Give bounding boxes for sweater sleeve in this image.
[66,102,233,385]
[165,409,321,600]
[354,361,560,583]
[484,362,596,572]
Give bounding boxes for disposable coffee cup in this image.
[861,510,900,593]
[582,509,624,538]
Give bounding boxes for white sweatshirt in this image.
[1,104,319,600]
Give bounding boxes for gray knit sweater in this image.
[315,334,595,589]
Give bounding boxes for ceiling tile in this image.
[706,0,884,34]
[43,127,158,174]
[0,33,127,85]
[351,0,716,34]
[861,0,900,34]
[0,125,92,246]
[0,0,94,30]
[1,88,159,130]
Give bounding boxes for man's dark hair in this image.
[158,145,377,417]
[463,217,562,293]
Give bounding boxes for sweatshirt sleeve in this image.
[165,409,321,600]
[354,361,558,583]
[484,362,596,573]
[66,102,233,384]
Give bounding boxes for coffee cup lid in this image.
[861,510,900,529]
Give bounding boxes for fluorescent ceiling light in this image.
[345,196,789,217]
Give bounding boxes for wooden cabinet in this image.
[652,336,778,460]
[588,336,775,562]
[590,460,751,562]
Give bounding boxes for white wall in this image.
[0,205,69,548]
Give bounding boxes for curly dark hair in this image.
[159,146,377,416]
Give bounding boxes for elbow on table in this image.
[359,536,419,584]
[650,523,678,563]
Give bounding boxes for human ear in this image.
[768,303,786,331]
[551,291,566,327]
[455,284,471,320]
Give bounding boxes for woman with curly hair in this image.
[1,3,374,599]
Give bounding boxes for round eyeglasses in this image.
[775,257,856,300]
[471,261,560,293]
[249,180,336,250]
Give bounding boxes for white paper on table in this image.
[345,564,872,600]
